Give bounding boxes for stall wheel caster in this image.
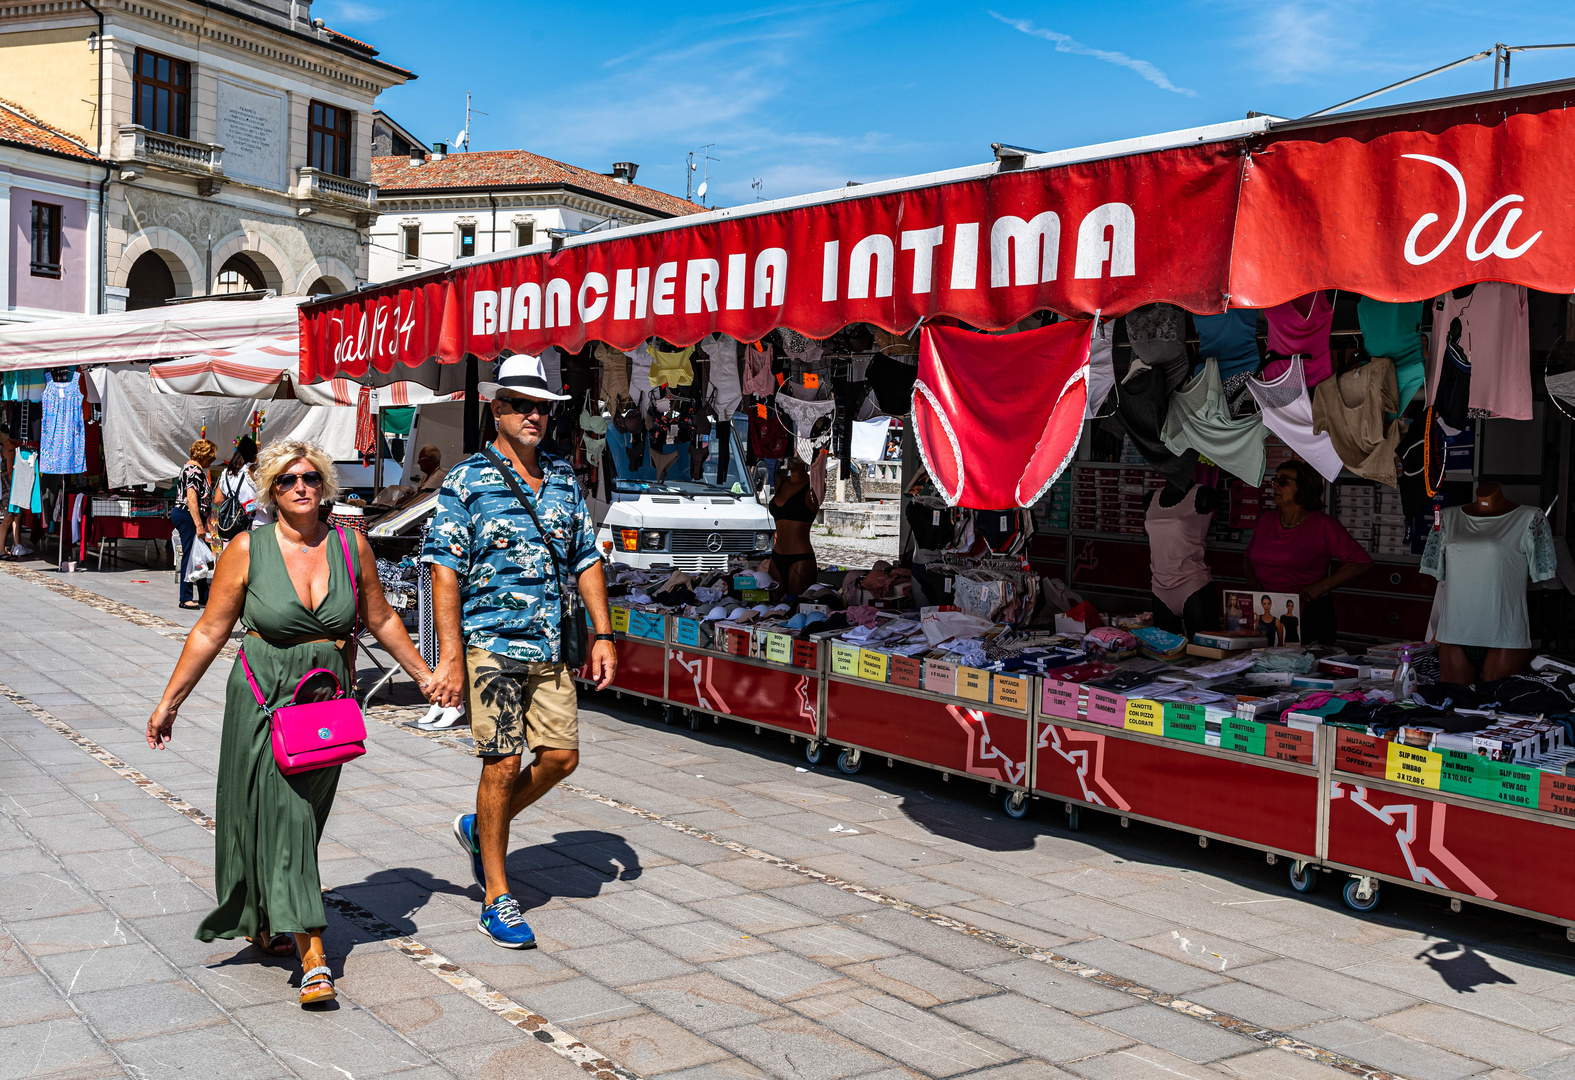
[1342,876,1381,913]
[662,706,672,725]
[1004,792,1029,819]
[1288,861,1319,894]
[1064,804,1082,831]
[689,712,702,732]
[837,748,864,775]
[804,742,823,766]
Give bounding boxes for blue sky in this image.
[324,1,1575,208]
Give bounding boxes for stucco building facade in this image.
[0,0,412,313]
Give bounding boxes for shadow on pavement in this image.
[1415,940,1520,993]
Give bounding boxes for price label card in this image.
[1123,699,1162,735]
[1265,723,1315,764]
[792,639,819,668]
[1492,761,1540,808]
[858,649,889,682]
[1162,702,1205,743]
[1041,678,1081,719]
[803,373,820,389]
[924,658,957,696]
[1386,742,1441,789]
[610,607,630,634]
[956,666,989,702]
[1540,775,1575,818]
[673,618,700,648]
[992,674,1027,712]
[1222,717,1266,756]
[1334,729,1387,776]
[830,641,859,676]
[1086,688,1126,727]
[756,403,768,418]
[764,633,793,664]
[629,612,664,640]
[1440,748,1499,798]
[890,655,923,689]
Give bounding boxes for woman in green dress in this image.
[147,439,437,1007]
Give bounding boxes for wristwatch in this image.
[594,633,616,642]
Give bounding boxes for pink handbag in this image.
[240,526,367,775]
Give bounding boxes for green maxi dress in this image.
[197,523,359,941]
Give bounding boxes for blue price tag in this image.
[674,618,700,647]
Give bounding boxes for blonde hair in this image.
[254,439,341,510]
[189,438,218,464]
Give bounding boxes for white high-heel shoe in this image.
[417,704,466,730]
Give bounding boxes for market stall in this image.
[295,80,1575,931]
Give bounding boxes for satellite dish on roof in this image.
[453,129,468,148]
[696,181,708,201]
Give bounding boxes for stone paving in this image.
[6,562,1575,1080]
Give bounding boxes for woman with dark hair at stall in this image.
[1242,459,1372,646]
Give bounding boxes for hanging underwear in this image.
[973,509,1023,553]
[775,392,835,441]
[1263,292,1335,387]
[649,345,695,388]
[776,328,823,366]
[1084,319,1116,419]
[580,393,609,437]
[867,354,917,416]
[1246,354,1344,483]
[1159,358,1266,486]
[905,501,956,550]
[1193,309,1261,379]
[651,395,698,446]
[593,342,631,409]
[1124,304,1189,389]
[749,407,791,460]
[741,345,776,396]
[650,447,679,481]
[702,333,742,421]
[583,432,607,469]
[1110,365,1199,489]
[1434,331,1472,435]
[911,320,1090,509]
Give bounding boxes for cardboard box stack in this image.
[1373,488,1408,556]
[1334,481,1375,552]
[1072,467,1165,536]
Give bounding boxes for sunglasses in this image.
[273,470,324,490]
[1272,475,1297,487]
[495,395,552,417]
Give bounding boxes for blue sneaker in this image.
[478,893,536,949]
[453,813,485,891]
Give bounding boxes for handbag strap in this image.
[239,524,360,709]
[481,445,573,609]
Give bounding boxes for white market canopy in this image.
[0,297,306,369]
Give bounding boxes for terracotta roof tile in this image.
[372,150,701,218]
[324,27,376,53]
[0,99,98,162]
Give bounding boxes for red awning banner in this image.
[1230,87,1575,307]
[300,144,1243,382]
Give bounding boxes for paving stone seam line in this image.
[0,679,643,1080]
[0,568,1420,1080]
[374,710,1420,1080]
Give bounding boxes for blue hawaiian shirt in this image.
[421,448,600,663]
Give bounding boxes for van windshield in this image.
[606,413,751,497]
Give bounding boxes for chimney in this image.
[431,142,447,161]
[611,161,638,184]
[408,145,424,167]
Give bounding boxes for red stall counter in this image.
[667,646,820,738]
[1032,718,1321,860]
[1325,778,1575,924]
[824,677,1032,792]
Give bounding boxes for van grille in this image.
[670,530,758,554]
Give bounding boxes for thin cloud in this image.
[318,0,385,24]
[990,12,1197,96]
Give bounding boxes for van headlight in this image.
[756,531,775,549]
[640,530,667,551]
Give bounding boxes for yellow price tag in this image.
[1386,742,1442,790]
[764,633,793,664]
[858,649,889,682]
[1124,699,1163,734]
[956,666,989,702]
[610,607,630,633]
[830,641,859,676]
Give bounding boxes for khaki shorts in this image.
[465,646,579,758]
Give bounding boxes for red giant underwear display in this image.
[911,320,1092,509]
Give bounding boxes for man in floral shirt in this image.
[424,353,615,949]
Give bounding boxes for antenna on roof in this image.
[455,91,488,151]
[687,143,718,204]
[751,178,763,201]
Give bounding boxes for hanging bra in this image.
[649,345,695,388]
[741,345,776,395]
[911,320,1090,509]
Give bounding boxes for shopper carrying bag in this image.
[146,439,438,1009]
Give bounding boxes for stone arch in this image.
[207,230,295,295]
[296,255,357,297]
[114,227,202,299]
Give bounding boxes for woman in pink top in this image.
[1243,460,1372,646]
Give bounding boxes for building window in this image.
[308,101,352,177]
[458,224,476,259]
[515,222,534,248]
[30,203,61,278]
[402,224,420,262]
[133,48,190,138]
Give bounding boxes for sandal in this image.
[247,931,296,957]
[179,601,202,610]
[299,953,336,1007]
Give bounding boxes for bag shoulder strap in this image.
[337,525,359,687]
[481,445,569,595]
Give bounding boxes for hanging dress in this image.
[196,524,360,941]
